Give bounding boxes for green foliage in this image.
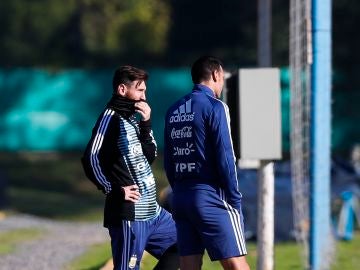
[0,0,289,68]
[0,0,359,81]
[0,0,170,67]
[0,0,76,66]
[79,0,169,55]
[0,228,44,254]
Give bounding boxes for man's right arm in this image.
[82,110,141,203]
[209,102,242,210]
[81,109,118,194]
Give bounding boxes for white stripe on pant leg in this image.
[121,221,131,270]
[226,200,247,254]
[219,202,241,250]
[126,221,132,270]
[233,209,247,253]
[220,189,247,255]
[230,208,247,254]
[219,190,241,252]
[224,198,246,254]
[121,221,126,269]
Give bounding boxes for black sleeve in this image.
[139,119,157,164]
[81,112,125,195]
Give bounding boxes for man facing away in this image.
[164,56,250,270]
[82,65,179,270]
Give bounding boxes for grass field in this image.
[0,228,44,255]
[64,242,111,270]
[66,232,360,270]
[1,152,359,269]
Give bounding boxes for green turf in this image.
[64,242,112,270]
[68,233,360,270]
[0,228,44,255]
[332,231,360,270]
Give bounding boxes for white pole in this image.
[257,161,274,270]
[257,0,274,269]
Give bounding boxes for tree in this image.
[0,0,170,67]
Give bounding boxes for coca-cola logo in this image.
[171,126,192,139]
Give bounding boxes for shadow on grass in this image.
[0,151,169,221]
[8,188,104,221]
[0,152,104,221]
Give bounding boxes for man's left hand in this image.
[135,101,151,121]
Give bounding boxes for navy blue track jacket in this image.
[164,84,242,210]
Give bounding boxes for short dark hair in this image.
[191,56,223,84]
[112,65,148,92]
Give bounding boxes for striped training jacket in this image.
[82,105,160,226]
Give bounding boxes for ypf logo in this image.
[175,162,196,172]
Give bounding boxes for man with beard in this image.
[82,65,179,270]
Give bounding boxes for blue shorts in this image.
[108,208,177,270]
[172,188,247,261]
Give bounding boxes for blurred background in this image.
[0,0,358,153]
[0,0,359,269]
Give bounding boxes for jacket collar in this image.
[192,84,215,97]
[107,94,137,118]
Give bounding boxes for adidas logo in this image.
[169,99,195,123]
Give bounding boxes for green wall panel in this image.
[0,68,358,153]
